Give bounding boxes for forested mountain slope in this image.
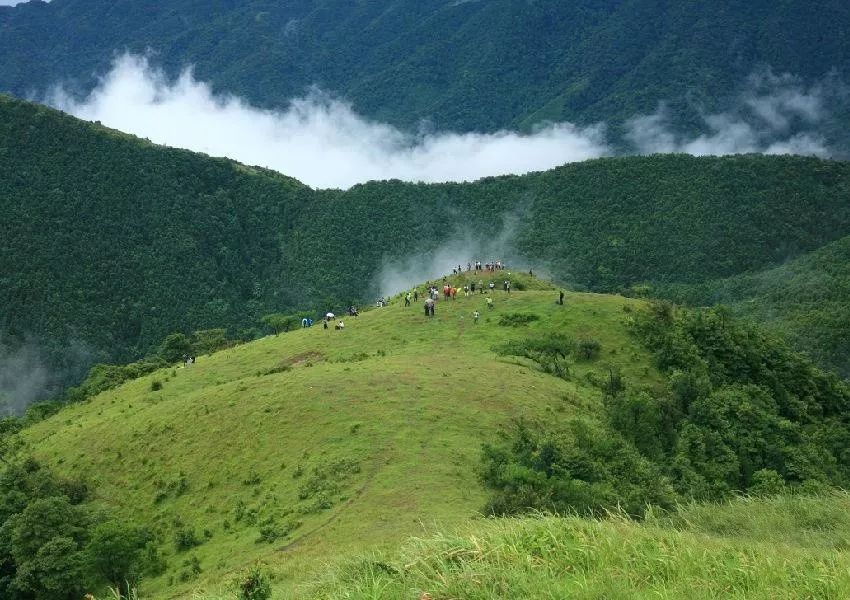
[3,95,850,397]
[658,235,850,377]
[1,0,849,137]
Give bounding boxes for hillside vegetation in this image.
[1,0,849,138]
[4,95,850,397]
[658,235,850,377]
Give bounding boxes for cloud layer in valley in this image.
[50,54,835,189]
[50,55,609,189]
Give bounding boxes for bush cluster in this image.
[0,459,159,599]
[481,303,850,516]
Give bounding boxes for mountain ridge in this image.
[4,94,850,403]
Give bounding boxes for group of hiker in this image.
[416,283,499,317]
[303,259,564,331]
[452,260,507,275]
[407,261,516,317]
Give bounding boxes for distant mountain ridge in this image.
[1,0,849,143]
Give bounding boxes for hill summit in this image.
[17,272,656,596]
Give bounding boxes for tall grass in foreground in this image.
[304,494,850,599]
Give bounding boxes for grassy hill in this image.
[5,95,850,401]
[8,272,850,598]
[1,0,849,140]
[21,274,665,597]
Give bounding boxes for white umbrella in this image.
[326,312,335,319]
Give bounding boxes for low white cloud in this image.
[50,54,609,189]
[0,339,47,415]
[626,71,831,158]
[743,70,824,131]
[48,55,835,188]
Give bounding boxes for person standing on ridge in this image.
[559,290,565,305]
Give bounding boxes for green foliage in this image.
[177,555,201,582]
[493,333,575,379]
[260,312,313,335]
[65,358,166,404]
[85,521,151,592]
[483,303,850,519]
[173,526,201,552]
[576,337,601,360]
[627,304,850,498]
[0,416,22,463]
[658,235,850,377]
[14,536,87,600]
[191,329,230,355]
[497,312,540,327]
[234,565,272,600]
[157,333,194,365]
[0,459,149,599]
[479,420,675,518]
[297,459,361,514]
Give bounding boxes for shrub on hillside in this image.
[65,357,166,404]
[192,328,230,355]
[493,334,574,379]
[626,302,850,497]
[0,459,152,600]
[234,565,272,600]
[479,419,676,518]
[482,303,850,520]
[497,312,540,327]
[158,333,194,364]
[174,527,201,552]
[576,338,601,360]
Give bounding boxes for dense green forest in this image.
[656,235,850,377]
[1,0,849,141]
[3,95,850,400]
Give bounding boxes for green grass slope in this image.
[22,275,662,597]
[658,235,850,377]
[309,493,850,599]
